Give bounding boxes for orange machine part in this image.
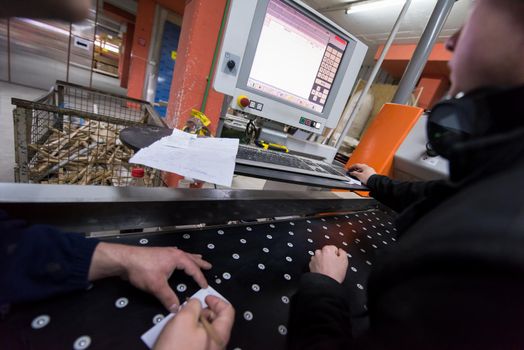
[344,103,423,194]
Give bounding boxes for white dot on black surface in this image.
[177,284,187,292]
[321,218,326,222]
[262,247,269,253]
[281,296,290,304]
[307,220,312,224]
[223,272,231,280]
[362,227,367,231]
[336,224,341,228]
[286,256,293,262]
[308,250,314,256]
[284,274,291,280]
[288,231,294,236]
[246,227,252,231]
[357,283,364,290]
[73,335,91,350]
[367,235,372,239]
[366,260,372,266]
[290,222,295,226]
[278,325,288,335]
[183,234,190,239]
[307,228,312,233]
[31,315,50,329]
[324,235,330,239]
[348,222,353,225]
[217,230,224,235]
[251,284,260,292]
[322,226,328,230]
[360,248,366,253]
[287,242,293,247]
[355,238,360,243]
[215,278,222,284]
[153,314,165,324]
[339,232,344,236]
[342,241,348,246]
[382,240,388,245]
[372,244,378,249]
[240,238,247,244]
[243,311,253,321]
[358,220,363,224]
[258,263,265,270]
[115,297,129,309]
[351,267,357,272]
[207,243,215,249]
[139,238,148,245]
[346,252,351,258]
[269,224,275,228]
[377,232,382,236]
[266,234,273,239]
[307,238,313,243]
[232,253,240,260]
[392,237,397,242]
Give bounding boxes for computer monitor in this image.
[214,0,368,135]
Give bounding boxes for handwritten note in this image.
[130,129,239,187]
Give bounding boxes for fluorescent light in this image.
[346,0,405,14]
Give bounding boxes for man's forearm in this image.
[87,242,130,281]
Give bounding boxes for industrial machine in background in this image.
[213,0,367,163]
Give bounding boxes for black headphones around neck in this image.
[426,85,524,159]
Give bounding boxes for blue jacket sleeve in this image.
[0,210,99,305]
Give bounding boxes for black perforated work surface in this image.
[1,209,398,350]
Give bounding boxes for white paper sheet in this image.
[141,286,229,349]
[130,130,239,187]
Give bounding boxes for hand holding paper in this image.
[142,286,233,349]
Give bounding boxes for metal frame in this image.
[12,80,167,186]
[0,184,380,232]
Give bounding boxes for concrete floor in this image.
[0,82,46,182]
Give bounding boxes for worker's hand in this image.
[154,296,235,350]
[347,163,376,185]
[88,243,212,311]
[309,245,348,284]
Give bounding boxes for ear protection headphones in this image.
[427,85,524,159]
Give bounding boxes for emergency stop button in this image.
[237,95,250,108]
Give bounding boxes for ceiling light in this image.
[346,0,406,14]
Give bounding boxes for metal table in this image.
[0,185,396,350]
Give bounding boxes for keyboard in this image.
[236,144,350,181]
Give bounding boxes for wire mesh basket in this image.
[13,81,167,186]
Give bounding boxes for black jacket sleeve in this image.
[0,210,99,305]
[366,175,447,213]
[288,273,354,350]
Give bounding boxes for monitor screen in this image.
[247,0,349,114]
[213,0,367,134]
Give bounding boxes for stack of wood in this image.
[28,120,158,186]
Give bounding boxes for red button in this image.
[239,97,250,108]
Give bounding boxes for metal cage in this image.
[13,81,167,186]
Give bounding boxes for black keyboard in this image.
[237,146,317,171]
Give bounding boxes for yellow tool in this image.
[255,140,289,153]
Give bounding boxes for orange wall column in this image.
[127,0,156,100]
[164,0,228,187]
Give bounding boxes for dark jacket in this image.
[289,98,524,348]
[0,210,99,306]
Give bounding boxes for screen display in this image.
[247,0,349,113]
